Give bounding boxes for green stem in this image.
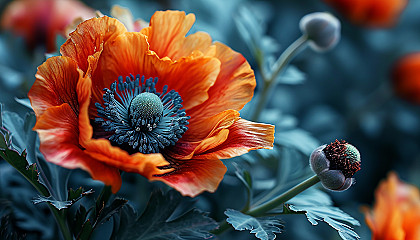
[212,175,320,235]
[251,34,308,121]
[50,207,72,240]
[247,175,319,216]
[28,171,72,240]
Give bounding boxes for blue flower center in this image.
[95,74,190,154]
[129,92,163,132]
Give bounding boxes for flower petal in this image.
[94,32,220,110]
[140,11,197,60]
[188,42,256,121]
[153,158,227,197]
[33,103,121,192]
[29,56,80,117]
[193,118,274,159]
[171,31,214,60]
[77,71,172,178]
[362,172,420,240]
[60,16,127,72]
[165,110,239,159]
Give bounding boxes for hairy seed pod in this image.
[309,140,361,191]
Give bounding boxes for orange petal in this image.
[94,32,220,110]
[194,118,274,160]
[183,109,240,142]
[140,11,196,60]
[33,103,121,192]
[171,31,214,60]
[29,56,80,118]
[188,42,256,121]
[60,16,127,72]
[76,71,172,178]
[152,158,227,197]
[165,110,239,159]
[362,172,420,240]
[154,53,220,109]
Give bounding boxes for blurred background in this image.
[0,0,419,239]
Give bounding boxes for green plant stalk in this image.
[25,172,72,240]
[247,175,319,216]
[50,208,73,240]
[0,157,72,239]
[213,175,320,235]
[251,34,308,122]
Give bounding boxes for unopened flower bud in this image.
[310,140,361,191]
[299,12,341,52]
[392,52,420,104]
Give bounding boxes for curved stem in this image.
[213,175,320,235]
[247,175,319,216]
[251,35,308,121]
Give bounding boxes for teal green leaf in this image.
[286,189,360,240]
[32,188,93,211]
[68,188,94,203]
[93,198,128,228]
[32,196,72,210]
[119,190,217,240]
[0,132,49,197]
[225,209,283,240]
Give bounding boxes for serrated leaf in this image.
[32,196,72,210]
[1,111,34,154]
[70,204,93,240]
[120,190,217,240]
[68,188,94,203]
[225,209,283,240]
[77,220,93,240]
[94,198,128,227]
[0,133,49,196]
[286,189,360,240]
[111,204,137,239]
[72,205,88,234]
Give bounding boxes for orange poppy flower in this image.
[1,0,95,52]
[323,0,408,28]
[392,52,420,104]
[362,172,420,240]
[28,11,275,197]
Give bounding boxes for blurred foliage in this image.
[0,0,419,239]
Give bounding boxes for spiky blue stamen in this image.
[95,74,190,154]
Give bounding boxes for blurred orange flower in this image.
[1,0,95,52]
[28,11,275,197]
[392,52,420,104]
[323,0,408,28]
[362,172,420,240]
